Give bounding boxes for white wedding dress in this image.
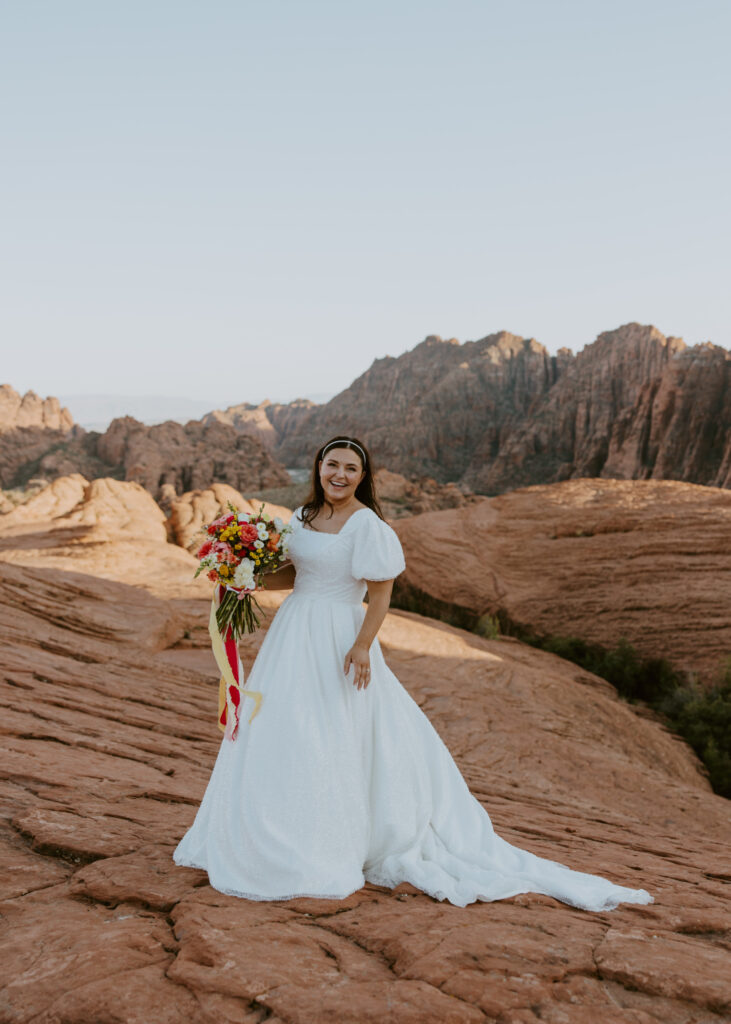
[173,506,653,910]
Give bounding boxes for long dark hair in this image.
[300,435,385,528]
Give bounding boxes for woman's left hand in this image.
[344,644,371,690]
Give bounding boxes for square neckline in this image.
[299,505,370,536]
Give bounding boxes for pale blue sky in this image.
[1,0,728,412]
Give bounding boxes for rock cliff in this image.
[0,384,74,433]
[201,397,316,452]
[472,324,731,493]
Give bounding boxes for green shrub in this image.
[474,613,500,640]
[661,667,731,798]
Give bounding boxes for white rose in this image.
[274,516,284,532]
[253,539,264,549]
[233,558,256,588]
[257,524,269,540]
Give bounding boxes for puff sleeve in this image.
[351,511,406,582]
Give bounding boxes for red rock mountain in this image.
[273,331,569,482]
[268,323,731,492]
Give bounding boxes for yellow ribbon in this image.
[208,595,263,736]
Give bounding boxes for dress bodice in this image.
[287,505,406,605]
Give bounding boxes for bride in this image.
[173,435,653,910]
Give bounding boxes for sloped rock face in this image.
[273,332,566,483]
[394,478,731,685]
[0,543,729,1023]
[608,340,731,486]
[0,476,208,600]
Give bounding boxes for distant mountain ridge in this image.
[267,322,731,492]
[2,322,729,496]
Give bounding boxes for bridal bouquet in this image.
[195,501,293,740]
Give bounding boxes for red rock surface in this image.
[0,489,730,1022]
[0,475,207,600]
[394,477,731,685]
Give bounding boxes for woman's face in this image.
[319,447,366,503]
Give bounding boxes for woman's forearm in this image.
[354,586,392,649]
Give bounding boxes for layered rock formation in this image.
[6,320,729,505]
[1,518,729,1021]
[394,477,731,685]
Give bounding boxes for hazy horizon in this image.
[2,1,729,403]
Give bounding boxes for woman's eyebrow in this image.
[326,457,358,468]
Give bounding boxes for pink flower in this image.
[239,523,258,546]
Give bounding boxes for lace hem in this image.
[174,856,366,902]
